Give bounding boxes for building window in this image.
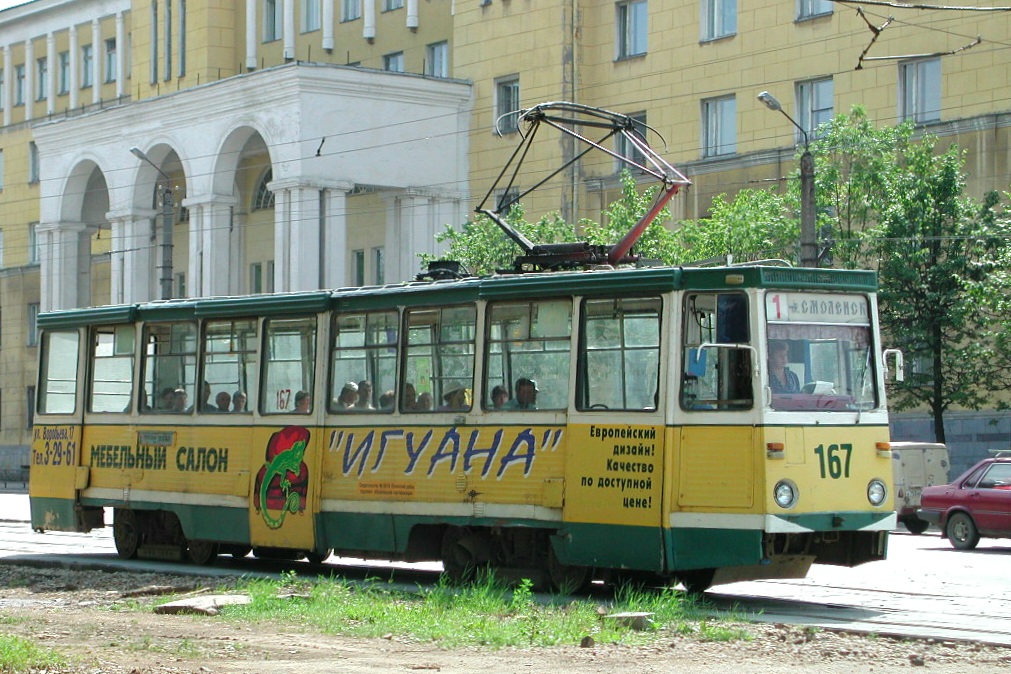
[426,41,449,78]
[353,249,365,286]
[0,229,4,266]
[0,71,4,109]
[28,303,39,347]
[373,247,385,285]
[796,77,833,140]
[384,52,404,72]
[617,0,648,59]
[342,0,361,21]
[302,0,321,32]
[617,112,648,169]
[702,95,736,157]
[179,0,186,76]
[36,57,47,101]
[798,0,832,20]
[0,150,5,192]
[250,262,263,293]
[253,169,274,210]
[495,75,521,134]
[29,222,40,263]
[58,51,69,94]
[264,0,281,40]
[105,39,117,82]
[14,65,24,105]
[29,142,39,184]
[701,0,736,41]
[81,43,93,88]
[384,0,404,9]
[900,57,941,123]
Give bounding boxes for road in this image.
[3,492,1010,646]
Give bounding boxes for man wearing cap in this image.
[334,382,358,410]
[504,378,538,410]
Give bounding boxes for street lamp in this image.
[757,91,817,268]
[130,147,175,299]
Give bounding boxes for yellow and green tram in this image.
[29,264,894,590]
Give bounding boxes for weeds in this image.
[0,633,66,672]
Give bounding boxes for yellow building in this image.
[0,0,1007,470]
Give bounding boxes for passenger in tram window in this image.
[293,390,311,413]
[504,378,538,410]
[335,382,358,410]
[768,341,800,393]
[232,391,248,413]
[172,388,189,413]
[439,387,470,411]
[199,381,216,413]
[378,390,396,410]
[417,392,433,411]
[402,383,418,410]
[357,380,375,410]
[156,386,176,411]
[215,391,231,413]
[491,385,509,409]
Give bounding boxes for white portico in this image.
[32,62,472,311]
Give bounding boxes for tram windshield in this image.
[765,291,877,411]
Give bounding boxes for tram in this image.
[28,104,894,590]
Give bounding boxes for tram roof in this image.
[37,265,876,329]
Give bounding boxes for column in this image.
[115,12,125,98]
[38,221,89,312]
[322,0,334,51]
[283,0,295,60]
[363,0,375,41]
[68,26,78,109]
[3,46,11,127]
[107,209,155,304]
[406,0,418,29]
[91,19,101,105]
[246,0,257,70]
[46,33,55,114]
[184,193,238,297]
[272,180,320,292]
[322,186,351,288]
[23,39,32,122]
[386,190,464,283]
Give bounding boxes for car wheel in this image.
[946,511,980,550]
[901,516,930,535]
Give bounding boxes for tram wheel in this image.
[946,512,980,550]
[546,547,589,593]
[676,568,715,594]
[187,540,220,566]
[306,548,333,565]
[113,508,140,560]
[441,527,477,583]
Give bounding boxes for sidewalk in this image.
[0,491,30,522]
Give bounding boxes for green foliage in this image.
[0,633,67,672]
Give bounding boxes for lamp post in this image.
[130,147,175,299]
[757,91,817,268]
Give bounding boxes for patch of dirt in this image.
[1,564,1009,674]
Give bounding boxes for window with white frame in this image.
[899,57,941,123]
[353,249,365,286]
[28,222,40,264]
[702,95,736,157]
[617,0,647,59]
[617,112,648,169]
[14,65,24,105]
[0,151,4,192]
[426,41,449,78]
[35,57,47,101]
[797,0,832,20]
[701,0,736,41]
[105,39,117,82]
[342,0,361,21]
[253,169,274,210]
[384,0,404,9]
[0,71,4,109]
[265,0,281,41]
[796,77,833,140]
[29,142,38,184]
[302,0,321,32]
[373,247,385,285]
[384,52,404,72]
[250,262,263,293]
[58,52,69,94]
[28,303,39,347]
[0,229,4,267]
[496,75,521,134]
[81,44,93,88]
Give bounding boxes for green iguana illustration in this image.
[259,437,307,529]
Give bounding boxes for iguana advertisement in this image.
[254,426,310,529]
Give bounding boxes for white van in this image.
[891,441,950,534]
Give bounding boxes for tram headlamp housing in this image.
[867,479,888,507]
[773,480,798,509]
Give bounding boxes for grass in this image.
[0,634,66,673]
[212,570,753,648]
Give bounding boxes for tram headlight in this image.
[867,479,888,507]
[773,480,798,509]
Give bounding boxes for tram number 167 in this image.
[813,443,852,479]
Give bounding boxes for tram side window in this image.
[142,322,198,413]
[403,305,476,412]
[262,316,316,414]
[38,330,79,414]
[485,299,571,410]
[680,293,753,410]
[89,325,136,413]
[202,319,258,414]
[578,297,661,411]
[329,310,398,412]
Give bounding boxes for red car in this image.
[917,456,1011,550]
